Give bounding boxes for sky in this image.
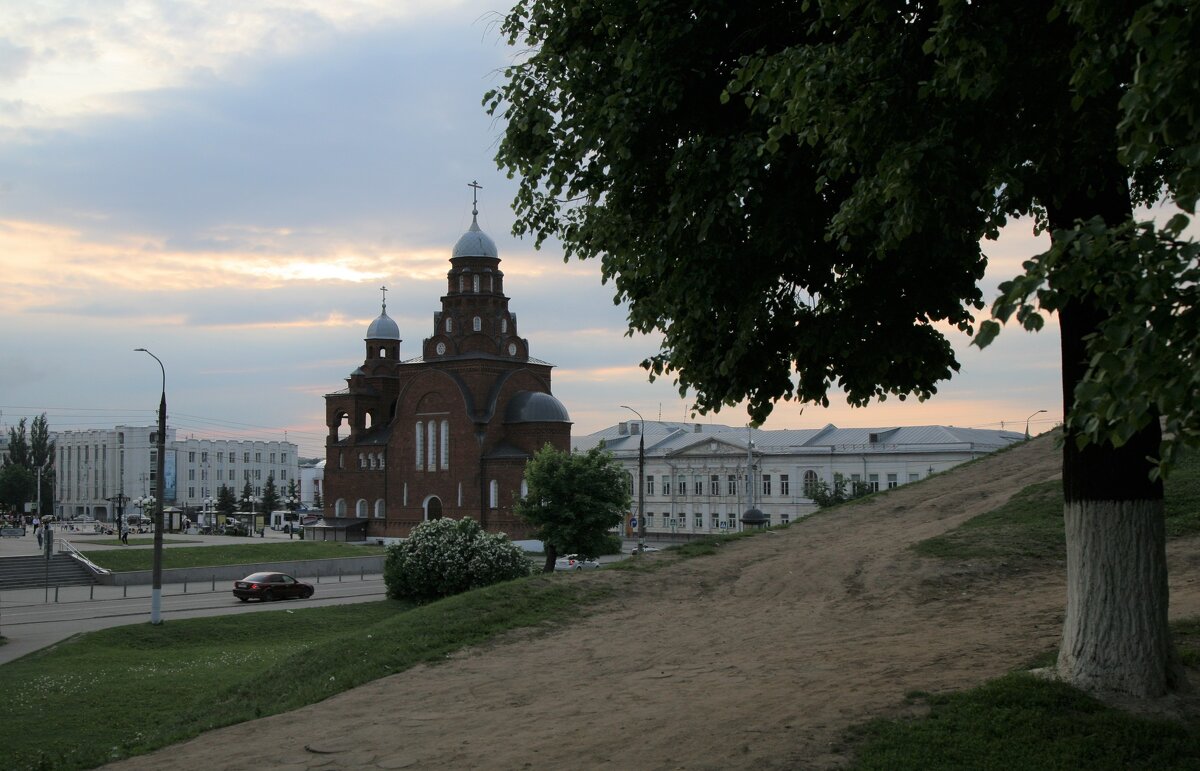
[0,0,1068,459]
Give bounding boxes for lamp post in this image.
[249,495,261,537]
[620,405,646,554]
[1025,409,1048,439]
[135,347,167,625]
[204,497,214,531]
[285,494,299,539]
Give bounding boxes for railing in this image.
[58,538,112,576]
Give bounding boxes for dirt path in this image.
[109,436,1200,770]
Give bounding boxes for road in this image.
[0,574,387,665]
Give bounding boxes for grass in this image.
[80,541,385,572]
[0,575,606,770]
[913,449,1200,562]
[848,670,1200,770]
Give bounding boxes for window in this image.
[646,475,655,496]
[501,317,508,333]
[473,275,480,293]
[780,474,790,496]
[280,470,287,480]
[427,421,437,469]
[201,469,207,480]
[188,486,195,498]
[458,274,465,292]
[335,499,347,517]
[473,316,481,331]
[217,452,224,463]
[627,472,634,496]
[868,474,880,493]
[188,469,195,480]
[646,513,654,527]
[188,451,195,462]
[520,480,528,498]
[489,480,499,508]
[803,470,819,497]
[727,474,737,495]
[281,453,287,463]
[359,454,367,469]
[201,451,208,462]
[762,474,772,496]
[446,317,453,333]
[244,470,251,480]
[270,452,276,463]
[254,469,261,480]
[693,475,703,496]
[781,514,790,525]
[229,469,236,480]
[909,473,920,483]
[710,475,720,495]
[662,476,671,496]
[415,422,424,470]
[255,452,261,463]
[711,513,720,529]
[440,420,450,469]
[356,499,368,518]
[694,513,703,529]
[887,473,898,489]
[375,499,385,518]
[244,452,250,463]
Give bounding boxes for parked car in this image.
[554,554,600,571]
[232,572,315,602]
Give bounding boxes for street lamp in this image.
[204,497,214,531]
[285,494,299,539]
[135,347,167,625]
[1025,409,1048,439]
[248,495,261,537]
[620,405,646,554]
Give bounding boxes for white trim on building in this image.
[572,421,1023,537]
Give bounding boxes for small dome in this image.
[453,215,499,259]
[367,310,400,340]
[740,507,768,526]
[505,391,571,424]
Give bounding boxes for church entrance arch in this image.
[424,496,443,521]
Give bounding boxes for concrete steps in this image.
[0,554,98,591]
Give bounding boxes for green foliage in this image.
[513,444,631,568]
[850,672,1200,770]
[261,473,281,517]
[383,517,532,601]
[0,464,33,513]
[0,413,54,512]
[487,0,1199,473]
[809,473,871,510]
[216,485,238,517]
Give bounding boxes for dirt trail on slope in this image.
[109,435,1200,770]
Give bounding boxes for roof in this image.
[505,391,571,424]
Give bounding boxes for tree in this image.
[3,415,55,515]
[0,464,33,514]
[216,485,238,518]
[312,489,323,511]
[488,1,1199,696]
[285,479,301,523]
[4,418,30,469]
[808,474,869,510]
[261,474,281,523]
[514,444,631,572]
[239,480,254,515]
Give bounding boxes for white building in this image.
[53,425,299,522]
[572,421,1023,538]
[299,458,325,510]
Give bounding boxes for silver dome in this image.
[367,310,400,340]
[453,215,499,259]
[504,391,571,423]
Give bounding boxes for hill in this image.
[109,434,1200,769]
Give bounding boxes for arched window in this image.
[356,499,368,518]
[415,422,424,470]
[489,479,499,508]
[358,454,366,469]
[374,499,385,518]
[458,274,465,292]
[335,498,347,516]
[473,316,481,331]
[446,317,453,333]
[427,420,437,470]
[487,274,493,291]
[379,347,387,358]
[338,452,344,469]
[472,274,480,293]
[803,470,819,498]
[520,479,528,499]
[501,317,508,333]
[379,452,386,469]
[440,420,449,469]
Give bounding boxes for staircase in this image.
[0,554,98,591]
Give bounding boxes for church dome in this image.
[367,310,400,340]
[453,215,499,259]
[504,391,571,424]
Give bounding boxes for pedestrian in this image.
[36,527,43,548]
[120,523,129,545]
[32,515,41,534]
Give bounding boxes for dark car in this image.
[232,572,314,602]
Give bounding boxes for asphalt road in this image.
[0,574,387,665]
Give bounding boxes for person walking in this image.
[120,522,129,545]
[36,527,43,549]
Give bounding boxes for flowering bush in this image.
[384,517,532,601]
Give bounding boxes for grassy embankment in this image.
[847,449,1200,769]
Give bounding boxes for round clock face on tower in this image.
[436,342,446,356]
[507,342,517,356]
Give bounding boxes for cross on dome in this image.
[468,180,482,216]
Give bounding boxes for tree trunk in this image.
[543,543,557,574]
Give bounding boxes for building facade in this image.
[322,204,571,540]
[573,421,1023,537]
[53,425,298,522]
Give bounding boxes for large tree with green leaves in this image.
[216,485,238,518]
[3,415,55,515]
[488,0,1199,696]
[514,444,631,572]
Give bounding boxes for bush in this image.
[384,517,532,601]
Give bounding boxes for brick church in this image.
[321,193,572,541]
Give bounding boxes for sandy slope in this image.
[109,435,1200,770]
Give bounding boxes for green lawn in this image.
[80,541,385,571]
[0,576,605,770]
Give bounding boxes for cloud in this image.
[0,37,34,83]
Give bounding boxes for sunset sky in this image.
[0,1,1068,458]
